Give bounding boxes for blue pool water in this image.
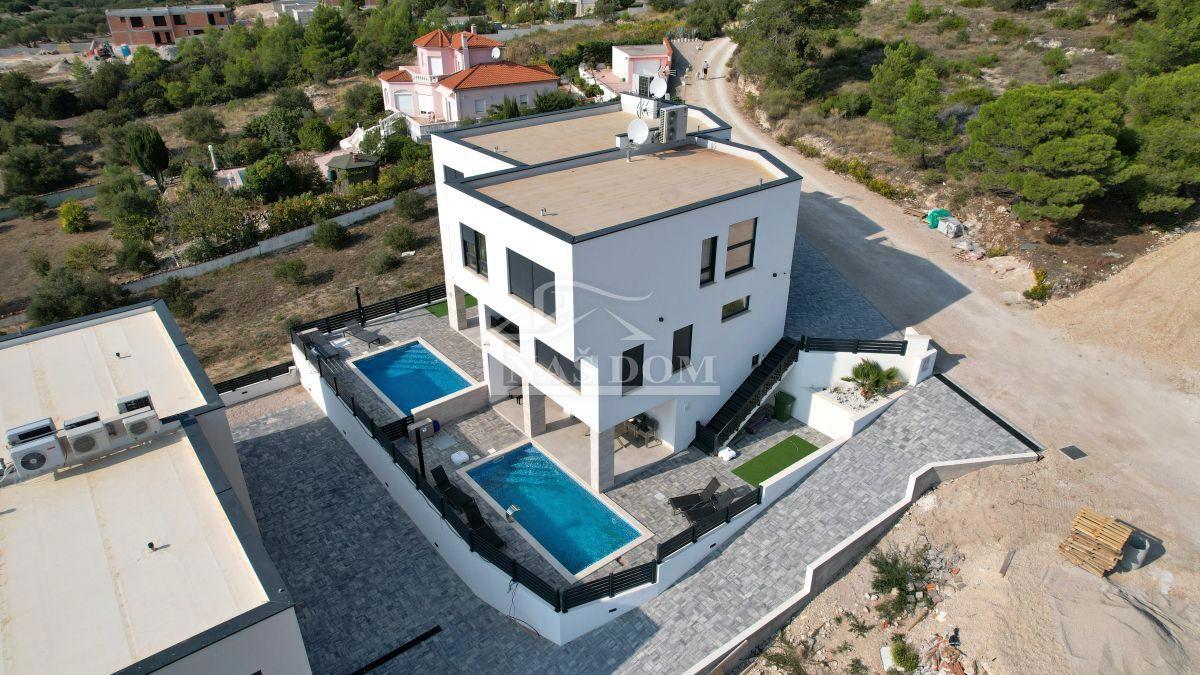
[467,444,641,575]
[353,342,470,415]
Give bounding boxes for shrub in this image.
[182,239,220,264]
[819,91,872,117]
[12,195,47,217]
[63,241,112,272]
[533,89,578,113]
[312,219,348,250]
[177,108,225,143]
[947,86,996,106]
[985,245,1008,257]
[1043,48,1070,76]
[383,224,416,252]
[245,153,294,202]
[870,547,929,621]
[935,14,968,34]
[1023,268,1052,301]
[116,239,158,274]
[1,144,77,196]
[990,17,1030,42]
[905,0,929,23]
[368,249,400,274]
[57,199,90,232]
[27,249,50,277]
[842,358,903,399]
[1053,9,1090,29]
[890,636,920,672]
[28,267,126,325]
[956,0,985,5]
[273,258,307,285]
[792,140,823,158]
[297,117,337,152]
[156,277,195,319]
[392,190,426,220]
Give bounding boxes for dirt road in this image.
[681,38,1200,671]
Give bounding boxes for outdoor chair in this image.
[668,477,720,513]
[345,326,385,349]
[684,489,736,523]
[304,334,340,360]
[462,500,507,550]
[431,465,473,511]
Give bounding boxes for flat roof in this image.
[106,5,227,16]
[614,44,669,57]
[0,429,269,675]
[0,304,209,431]
[460,106,717,166]
[474,144,781,237]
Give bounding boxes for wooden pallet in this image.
[1058,507,1133,576]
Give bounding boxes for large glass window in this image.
[488,310,519,346]
[152,14,166,26]
[460,224,487,276]
[721,296,750,321]
[535,340,580,388]
[725,218,757,276]
[507,250,555,317]
[672,325,692,372]
[700,236,717,286]
[620,344,644,393]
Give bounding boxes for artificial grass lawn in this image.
[426,293,476,317]
[732,435,820,486]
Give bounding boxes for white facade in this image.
[430,96,799,491]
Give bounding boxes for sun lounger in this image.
[669,477,720,513]
[684,489,735,523]
[345,326,385,348]
[431,465,472,511]
[304,334,340,359]
[462,500,506,549]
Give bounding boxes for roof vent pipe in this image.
[470,23,477,35]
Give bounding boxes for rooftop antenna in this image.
[490,46,501,60]
[648,76,667,99]
[626,118,650,162]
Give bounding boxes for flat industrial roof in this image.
[0,304,209,431]
[460,106,717,165]
[475,144,781,237]
[0,429,269,675]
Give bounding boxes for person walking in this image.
[701,60,709,80]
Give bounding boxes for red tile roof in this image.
[378,69,413,83]
[412,29,503,49]
[437,61,558,91]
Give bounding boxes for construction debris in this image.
[1058,507,1133,576]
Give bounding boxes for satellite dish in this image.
[627,118,650,145]
[491,46,501,60]
[648,76,668,99]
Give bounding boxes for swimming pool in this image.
[465,444,643,577]
[350,341,470,416]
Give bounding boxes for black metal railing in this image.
[800,336,908,355]
[213,360,294,394]
[292,284,447,334]
[561,562,657,611]
[697,338,802,453]
[655,486,763,562]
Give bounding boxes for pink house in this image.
[610,39,673,92]
[379,28,560,131]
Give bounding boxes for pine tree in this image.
[125,124,169,191]
[887,65,954,168]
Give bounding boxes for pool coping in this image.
[458,439,653,583]
[347,337,479,419]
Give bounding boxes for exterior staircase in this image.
[693,336,802,453]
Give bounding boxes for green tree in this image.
[298,117,338,151]
[1,144,76,196]
[28,267,127,326]
[167,181,257,254]
[304,5,354,81]
[869,41,923,118]
[1123,64,1200,213]
[58,199,91,233]
[126,124,170,190]
[684,0,739,39]
[0,116,62,152]
[950,85,1127,222]
[177,108,226,143]
[156,277,195,319]
[887,66,954,167]
[734,0,866,95]
[534,89,578,112]
[116,239,159,274]
[1126,0,1200,76]
[96,166,162,242]
[272,87,315,113]
[245,153,295,202]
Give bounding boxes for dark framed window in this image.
[488,310,519,346]
[725,218,757,276]
[130,16,143,27]
[443,165,464,182]
[721,295,750,321]
[699,236,717,286]
[460,224,487,276]
[672,325,692,372]
[507,250,555,317]
[172,13,185,24]
[207,12,218,25]
[620,344,644,393]
[535,340,579,388]
[152,14,166,26]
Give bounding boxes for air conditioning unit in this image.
[658,105,686,144]
[116,391,154,415]
[637,74,653,97]
[121,408,162,442]
[9,435,65,480]
[63,420,113,461]
[63,412,101,430]
[6,417,55,447]
[408,417,440,443]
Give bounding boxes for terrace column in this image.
[447,285,469,331]
[589,426,615,492]
[522,381,546,436]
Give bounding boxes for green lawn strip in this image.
[732,435,821,486]
[426,294,476,317]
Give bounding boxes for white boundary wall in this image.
[218,367,300,407]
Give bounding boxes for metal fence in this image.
[800,336,908,355]
[292,284,448,334]
[655,487,762,561]
[213,360,295,394]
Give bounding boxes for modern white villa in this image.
[433,92,800,491]
[0,302,309,674]
[377,27,561,140]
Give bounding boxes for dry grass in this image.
[175,206,444,380]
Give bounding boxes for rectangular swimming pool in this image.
[351,341,470,416]
[465,444,644,578]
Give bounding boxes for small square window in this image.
[721,296,750,321]
[474,99,486,114]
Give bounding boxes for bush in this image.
[312,219,348,250]
[383,224,416,252]
[956,0,985,6]
[1,143,77,196]
[392,190,426,220]
[890,636,920,672]
[116,239,158,274]
[297,117,337,152]
[245,153,294,202]
[11,194,47,217]
[985,245,1008,257]
[27,249,50,277]
[368,249,400,274]
[935,13,969,34]
[947,86,995,106]
[177,108,225,143]
[1023,268,1052,301]
[182,239,220,264]
[28,266,126,326]
[57,199,90,232]
[819,91,872,117]
[905,0,929,23]
[156,277,195,319]
[1043,48,1070,76]
[1053,9,1090,29]
[533,89,579,113]
[273,258,308,285]
[63,241,112,272]
[792,140,824,157]
[990,17,1030,42]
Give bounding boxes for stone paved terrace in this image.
[228,377,1032,674]
[786,233,901,340]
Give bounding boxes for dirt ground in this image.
[738,457,1200,674]
[175,204,444,381]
